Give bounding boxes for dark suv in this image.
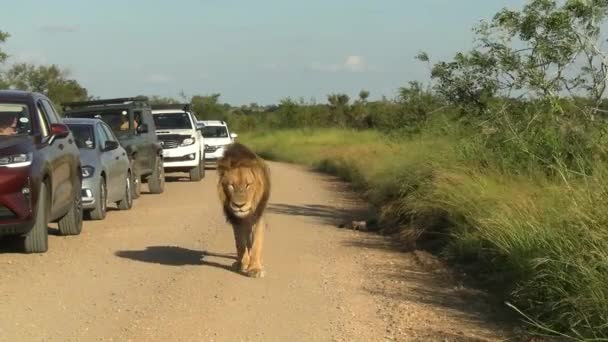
[0,90,83,253]
[62,97,164,198]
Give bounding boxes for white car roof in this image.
[152,109,191,114]
[198,120,227,126]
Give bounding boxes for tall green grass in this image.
[242,128,608,340]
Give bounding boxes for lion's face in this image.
[221,167,259,218]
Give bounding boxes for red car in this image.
[0,90,83,253]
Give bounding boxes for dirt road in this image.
[0,162,519,341]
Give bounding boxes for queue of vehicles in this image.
[0,90,236,254]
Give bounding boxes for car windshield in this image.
[201,126,228,138]
[0,103,32,136]
[67,110,131,136]
[153,113,192,130]
[66,124,95,149]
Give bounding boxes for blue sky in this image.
[2,0,526,105]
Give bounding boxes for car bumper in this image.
[81,176,99,210]
[162,145,200,169]
[204,146,227,161]
[0,168,35,236]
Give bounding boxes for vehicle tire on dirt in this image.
[117,172,133,210]
[87,178,107,220]
[148,156,165,194]
[189,162,202,182]
[58,180,83,236]
[200,154,206,179]
[23,182,49,253]
[131,161,141,199]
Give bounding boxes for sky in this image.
[1,0,527,105]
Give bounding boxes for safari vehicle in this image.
[63,118,133,220]
[151,104,205,181]
[0,90,83,253]
[197,120,237,163]
[62,97,164,198]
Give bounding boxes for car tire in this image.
[148,156,165,194]
[23,182,49,254]
[189,162,202,182]
[117,172,133,210]
[88,178,107,220]
[131,161,141,199]
[200,153,206,179]
[58,180,83,236]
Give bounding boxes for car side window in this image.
[100,123,118,143]
[41,100,61,124]
[36,101,51,137]
[96,123,110,146]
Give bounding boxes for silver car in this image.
[63,118,133,220]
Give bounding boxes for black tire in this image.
[117,172,133,210]
[58,180,83,236]
[88,178,107,220]
[131,161,141,199]
[148,156,165,194]
[23,182,49,253]
[189,162,202,182]
[200,153,206,179]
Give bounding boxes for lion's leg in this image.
[232,224,250,273]
[246,218,265,278]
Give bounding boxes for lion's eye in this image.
[228,184,234,191]
[246,183,251,189]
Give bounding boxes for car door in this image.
[132,109,153,175]
[97,123,121,201]
[37,100,72,217]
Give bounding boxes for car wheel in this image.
[117,172,133,210]
[131,162,141,199]
[88,178,107,220]
[23,182,49,253]
[148,156,165,194]
[200,153,206,179]
[58,180,83,236]
[189,162,202,182]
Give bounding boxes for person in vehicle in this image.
[0,114,17,136]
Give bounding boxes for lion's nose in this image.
[233,202,246,209]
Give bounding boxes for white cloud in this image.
[37,24,80,33]
[146,74,172,84]
[310,55,368,73]
[10,51,48,65]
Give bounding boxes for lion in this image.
[216,142,271,278]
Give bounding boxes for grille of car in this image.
[0,205,16,219]
[205,145,220,153]
[157,134,187,150]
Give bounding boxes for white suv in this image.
[197,120,237,163]
[152,104,205,181]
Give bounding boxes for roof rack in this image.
[150,103,191,112]
[62,96,149,111]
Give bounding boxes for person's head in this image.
[0,114,17,136]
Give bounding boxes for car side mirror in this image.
[230,132,238,139]
[136,123,148,134]
[103,140,119,152]
[49,123,70,145]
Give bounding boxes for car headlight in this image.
[181,137,195,146]
[82,166,95,178]
[0,153,33,168]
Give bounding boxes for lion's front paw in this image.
[232,261,250,273]
[246,267,265,278]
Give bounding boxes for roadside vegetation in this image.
[238,1,608,339]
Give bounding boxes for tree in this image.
[0,30,10,88]
[427,0,608,117]
[191,93,229,121]
[6,63,89,107]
